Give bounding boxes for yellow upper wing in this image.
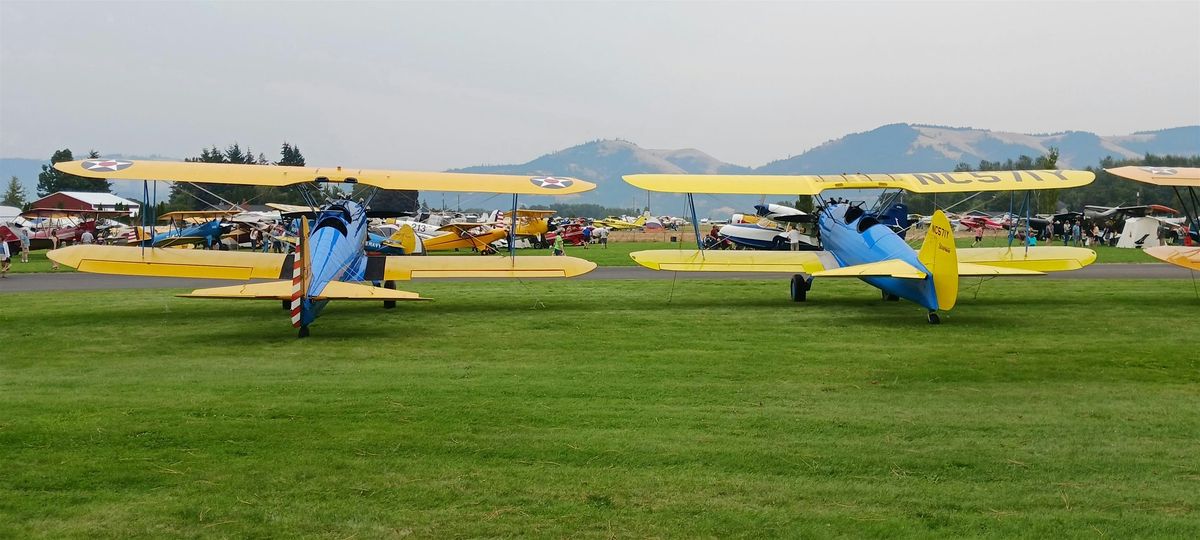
[624,170,1093,195]
[55,159,596,195]
[1105,166,1200,187]
[48,244,287,280]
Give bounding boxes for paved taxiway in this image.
[0,264,1193,294]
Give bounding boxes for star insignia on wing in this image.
[1140,167,1177,175]
[530,176,573,189]
[82,159,134,172]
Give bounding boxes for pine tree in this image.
[277,142,305,166]
[36,149,112,196]
[2,176,27,207]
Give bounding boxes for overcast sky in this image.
[2,1,1197,169]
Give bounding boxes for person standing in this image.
[17,226,30,263]
[552,233,565,256]
[0,239,10,278]
[1072,221,1082,247]
[48,228,60,270]
[581,225,592,249]
[80,229,95,244]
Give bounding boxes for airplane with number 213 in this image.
[47,159,597,337]
[623,169,1099,323]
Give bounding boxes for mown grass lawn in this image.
[1,278,1196,537]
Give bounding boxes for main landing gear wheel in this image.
[927,311,941,325]
[881,291,900,301]
[298,325,311,338]
[383,280,397,309]
[790,274,811,302]
[281,300,290,310]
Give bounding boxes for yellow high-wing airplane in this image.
[623,169,1097,323]
[421,222,509,254]
[1105,166,1200,272]
[47,159,597,336]
[593,212,648,230]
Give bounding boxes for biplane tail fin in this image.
[289,216,311,329]
[917,210,959,311]
[387,224,423,255]
[127,225,153,245]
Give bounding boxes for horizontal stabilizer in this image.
[957,246,1096,272]
[179,280,427,301]
[48,245,287,280]
[812,259,927,279]
[629,249,831,273]
[380,255,596,280]
[956,262,1044,276]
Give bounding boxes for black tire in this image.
[927,311,941,325]
[281,300,291,310]
[790,274,809,302]
[383,280,397,309]
[298,325,311,338]
[882,291,900,302]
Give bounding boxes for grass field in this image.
[1,279,1197,537]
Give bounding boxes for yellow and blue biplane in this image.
[127,209,241,248]
[624,169,1098,323]
[1106,166,1200,272]
[48,159,597,337]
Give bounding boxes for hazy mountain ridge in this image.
[4,125,1195,215]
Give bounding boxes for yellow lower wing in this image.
[957,246,1096,272]
[179,280,427,301]
[629,249,830,273]
[1144,246,1200,271]
[957,263,1044,276]
[382,255,596,280]
[48,245,287,280]
[813,259,927,279]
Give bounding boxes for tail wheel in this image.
[927,311,941,325]
[790,274,810,302]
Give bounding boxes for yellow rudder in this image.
[917,210,958,311]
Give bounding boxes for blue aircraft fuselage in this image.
[818,203,941,310]
[152,219,224,247]
[298,200,370,325]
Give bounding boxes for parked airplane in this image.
[1105,166,1200,271]
[593,213,647,230]
[623,169,1097,323]
[46,159,597,336]
[718,203,819,250]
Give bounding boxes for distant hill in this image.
[451,139,751,216]
[757,124,1200,174]
[451,125,1198,214]
[4,125,1195,216]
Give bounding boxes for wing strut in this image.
[687,193,703,252]
[509,193,518,259]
